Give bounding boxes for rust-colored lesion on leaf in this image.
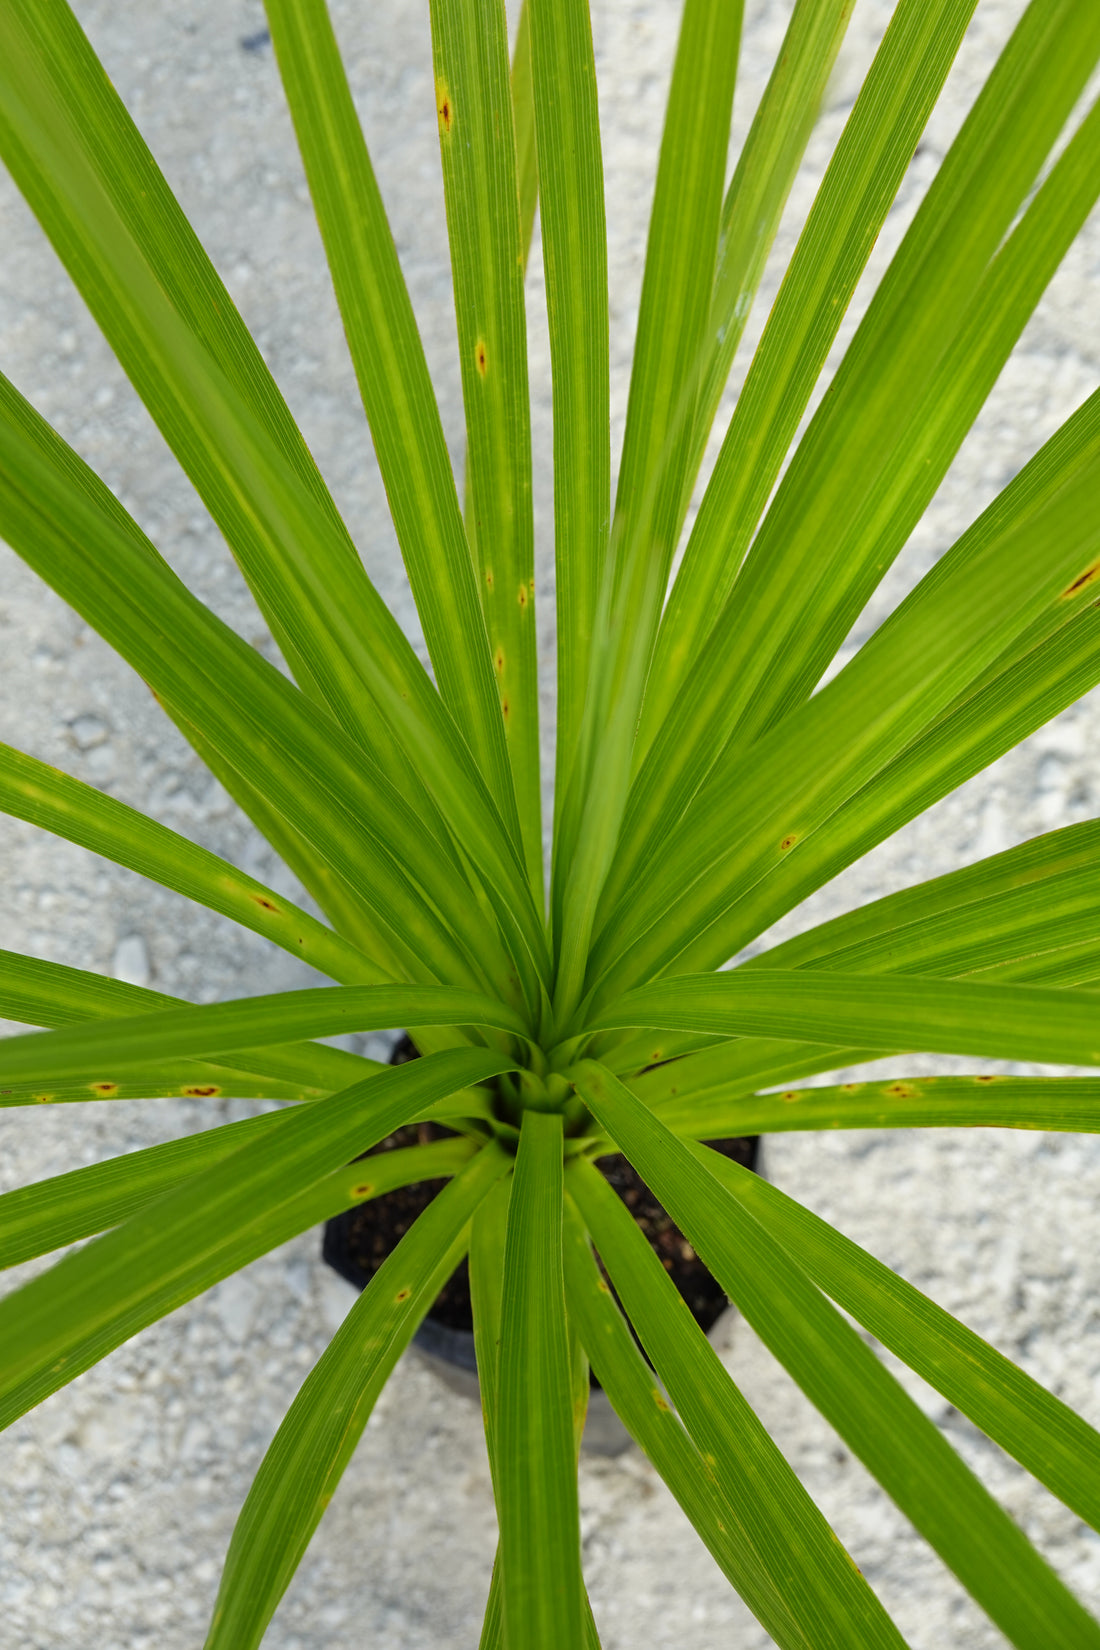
[1060,560,1100,599]
[436,79,453,136]
[182,1084,220,1097]
[884,1081,918,1099]
[91,1081,118,1096]
[779,832,798,852]
[475,338,488,377]
[251,893,279,913]
[395,1287,412,1304]
[351,1181,374,1199]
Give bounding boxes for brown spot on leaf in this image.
[436,81,452,135]
[842,1083,860,1092]
[502,699,510,719]
[779,833,798,852]
[91,1082,118,1096]
[352,1182,374,1199]
[485,568,494,591]
[781,1090,801,1103]
[395,1287,411,1303]
[475,339,487,377]
[652,1391,670,1412]
[517,583,527,607]
[975,1074,997,1084]
[183,1085,220,1097]
[884,1082,917,1099]
[1061,561,1100,599]
[251,894,279,913]
[494,648,505,675]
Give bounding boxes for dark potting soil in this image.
[322,1036,760,1344]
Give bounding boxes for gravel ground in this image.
[2,1,1100,1646]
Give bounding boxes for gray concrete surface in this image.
[2,1,1100,1645]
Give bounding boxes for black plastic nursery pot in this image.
[322,1036,760,1451]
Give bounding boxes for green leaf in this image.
[706,1152,1100,1538]
[0,983,529,1089]
[0,0,450,779]
[567,1155,908,1649]
[527,0,609,854]
[1,1122,474,1271]
[262,0,522,860]
[610,25,1100,929]
[562,1194,811,1647]
[470,1174,513,1478]
[700,592,1100,982]
[431,0,542,898]
[0,741,382,985]
[574,1064,1100,1650]
[586,970,1100,1069]
[589,426,1100,1000]
[497,1108,584,1650]
[0,0,553,968]
[0,1048,512,1428]
[479,1556,505,1650]
[510,2,538,271]
[641,0,979,754]
[156,701,413,977]
[550,0,742,1025]
[204,1141,510,1650]
[686,0,855,492]
[646,0,1100,762]
[0,947,377,1099]
[660,1074,1100,1140]
[0,372,531,1005]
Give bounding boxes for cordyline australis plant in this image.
[2,0,1100,1641]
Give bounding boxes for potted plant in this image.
[1,0,1100,1643]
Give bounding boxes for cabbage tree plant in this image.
[1,0,1100,1644]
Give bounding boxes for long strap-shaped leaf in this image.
[0,948,376,1099]
[566,1156,908,1650]
[0,1,469,802]
[497,1109,583,1649]
[0,742,381,985]
[644,0,1100,762]
[574,1065,1100,1650]
[585,971,1100,1068]
[640,0,979,752]
[619,817,1100,1105]
[431,0,542,898]
[658,1075,1100,1142]
[0,1047,512,1429]
[0,375,537,1005]
[761,817,1100,977]
[204,1141,511,1650]
[156,702,417,982]
[1,1120,473,1271]
[604,100,1100,927]
[0,983,528,1089]
[0,11,551,994]
[550,0,741,1024]
[587,424,1100,1002]
[701,1149,1100,1537]
[685,0,855,497]
[262,0,522,859]
[561,1196,812,1649]
[687,588,1100,983]
[527,0,609,852]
